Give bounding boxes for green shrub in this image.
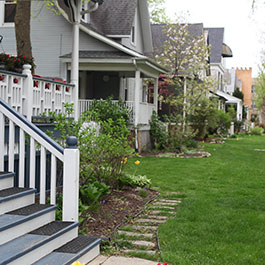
[89,97,132,124]
[149,111,168,150]
[119,173,151,188]
[251,126,264,135]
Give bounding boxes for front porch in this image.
[61,51,168,126]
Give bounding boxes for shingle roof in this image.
[60,51,133,59]
[204,28,224,64]
[89,0,137,35]
[151,23,204,57]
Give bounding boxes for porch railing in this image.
[0,98,80,222]
[0,65,76,120]
[79,99,135,124]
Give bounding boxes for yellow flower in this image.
[121,160,124,164]
[135,160,140,165]
[236,138,240,141]
[72,262,83,265]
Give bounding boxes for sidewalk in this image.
[88,255,159,265]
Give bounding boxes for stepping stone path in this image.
[115,196,182,258]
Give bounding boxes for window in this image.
[131,12,136,45]
[131,25,135,44]
[4,0,16,23]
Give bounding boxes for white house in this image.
[0,0,168,150]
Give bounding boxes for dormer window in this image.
[0,0,16,26]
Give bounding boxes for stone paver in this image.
[117,230,153,238]
[122,249,157,255]
[131,225,157,231]
[153,215,168,220]
[131,240,156,248]
[153,201,177,206]
[135,218,165,224]
[149,210,162,215]
[150,205,175,210]
[160,199,181,203]
[89,256,158,265]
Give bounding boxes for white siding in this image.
[0,2,117,78]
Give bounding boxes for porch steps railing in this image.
[0,98,101,264]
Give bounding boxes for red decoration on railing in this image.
[56,85,60,91]
[0,75,4,81]
[33,80,39,88]
[45,83,50,89]
[66,87,70,92]
[13,78,18,84]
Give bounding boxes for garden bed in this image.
[80,187,158,238]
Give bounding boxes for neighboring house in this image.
[205,27,242,120]
[236,67,253,120]
[151,23,208,116]
[0,0,168,151]
[225,68,237,95]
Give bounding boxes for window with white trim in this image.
[5,0,16,23]
[0,0,16,26]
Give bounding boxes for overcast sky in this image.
[165,0,265,77]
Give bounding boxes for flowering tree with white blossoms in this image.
[154,22,215,130]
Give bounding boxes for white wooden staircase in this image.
[0,97,101,264]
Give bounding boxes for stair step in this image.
[0,187,36,215]
[0,172,14,191]
[0,221,78,264]
[0,204,57,245]
[33,235,101,265]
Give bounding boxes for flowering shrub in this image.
[0,53,35,73]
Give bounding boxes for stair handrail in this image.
[0,98,80,222]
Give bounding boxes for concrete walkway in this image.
[87,255,159,265]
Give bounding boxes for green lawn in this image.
[128,135,265,265]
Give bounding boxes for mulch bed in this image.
[81,187,158,238]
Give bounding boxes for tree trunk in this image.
[14,0,32,58]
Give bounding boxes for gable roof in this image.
[205,28,233,64]
[151,23,204,56]
[204,28,224,64]
[89,0,137,35]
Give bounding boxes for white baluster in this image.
[0,112,4,171]
[50,154,56,205]
[19,129,25,187]
[29,137,36,188]
[40,146,46,204]
[8,120,15,172]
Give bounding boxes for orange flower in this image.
[135,160,140,165]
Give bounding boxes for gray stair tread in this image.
[0,234,48,263]
[33,236,101,265]
[29,221,75,236]
[0,204,56,232]
[0,187,32,198]
[0,221,78,264]
[0,172,14,179]
[8,204,55,216]
[33,252,75,265]
[55,235,101,253]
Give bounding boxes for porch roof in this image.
[214,90,242,104]
[60,50,169,77]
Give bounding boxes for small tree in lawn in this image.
[154,22,214,131]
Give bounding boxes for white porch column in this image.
[134,70,141,126]
[134,70,141,150]
[71,1,81,120]
[154,77,158,112]
[237,101,243,121]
